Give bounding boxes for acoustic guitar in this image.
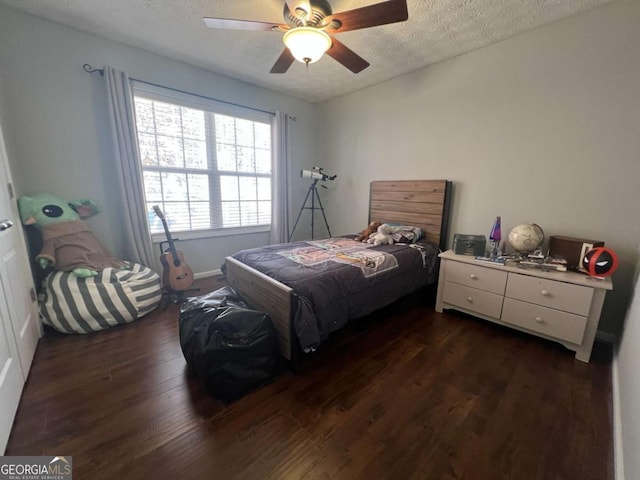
[152,205,195,292]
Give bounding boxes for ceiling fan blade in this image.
[325,36,370,74]
[325,0,408,33]
[203,17,284,32]
[270,48,296,74]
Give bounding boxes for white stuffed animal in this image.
[367,223,396,246]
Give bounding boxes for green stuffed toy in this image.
[18,193,125,277]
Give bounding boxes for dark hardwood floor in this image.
[6,277,613,480]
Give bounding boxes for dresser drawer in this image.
[442,282,504,319]
[445,261,507,295]
[502,298,587,344]
[505,273,593,316]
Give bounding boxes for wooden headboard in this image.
[369,180,452,251]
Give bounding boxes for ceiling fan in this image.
[203,0,409,74]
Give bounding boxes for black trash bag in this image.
[181,285,248,312]
[179,287,278,402]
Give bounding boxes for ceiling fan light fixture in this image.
[283,27,332,65]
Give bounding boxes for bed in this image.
[225,179,452,368]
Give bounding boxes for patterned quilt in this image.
[278,238,398,278]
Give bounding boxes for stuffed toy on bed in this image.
[367,223,425,246]
[367,223,397,245]
[355,221,382,242]
[17,193,162,334]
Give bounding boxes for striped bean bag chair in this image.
[40,263,162,334]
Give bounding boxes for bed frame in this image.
[225,179,453,367]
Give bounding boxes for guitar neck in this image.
[161,220,180,259]
[153,206,181,266]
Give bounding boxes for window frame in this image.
[131,81,274,241]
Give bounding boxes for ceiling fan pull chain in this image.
[296,7,308,26]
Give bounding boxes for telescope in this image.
[300,166,337,182]
[289,167,336,241]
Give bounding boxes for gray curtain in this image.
[104,66,156,270]
[269,111,292,244]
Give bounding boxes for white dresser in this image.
[435,250,612,362]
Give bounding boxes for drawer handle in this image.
[469,274,478,280]
[540,290,550,297]
[0,220,14,231]
[466,296,473,303]
[535,316,544,324]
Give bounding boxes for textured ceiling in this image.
[0,0,616,103]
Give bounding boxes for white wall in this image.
[615,246,640,479]
[317,0,640,336]
[0,5,318,274]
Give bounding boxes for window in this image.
[132,83,272,237]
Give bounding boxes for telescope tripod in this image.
[288,179,332,241]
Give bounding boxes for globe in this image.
[508,224,544,253]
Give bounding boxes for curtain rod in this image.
[82,63,296,119]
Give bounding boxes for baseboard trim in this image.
[194,269,223,280]
[613,351,625,480]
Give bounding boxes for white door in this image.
[0,116,40,453]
